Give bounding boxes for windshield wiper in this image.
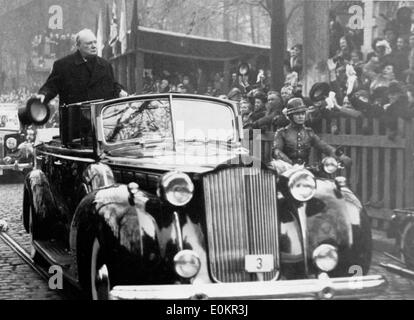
[179,138,238,147]
[104,138,171,156]
[104,139,146,156]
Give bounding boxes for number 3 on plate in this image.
[245,255,274,273]
[256,258,263,270]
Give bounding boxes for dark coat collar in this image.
[73,50,104,67]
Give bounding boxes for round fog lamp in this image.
[322,157,339,174]
[161,172,194,206]
[313,244,339,272]
[174,250,201,279]
[288,170,316,202]
[6,137,17,150]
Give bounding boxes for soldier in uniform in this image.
[271,97,351,173]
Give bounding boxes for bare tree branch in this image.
[286,1,304,25]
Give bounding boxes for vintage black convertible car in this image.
[20,94,386,300]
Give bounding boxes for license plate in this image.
[245,255,274,273]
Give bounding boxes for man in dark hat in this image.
[310,82,331,104]
[271,98,351,172]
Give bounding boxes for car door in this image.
[38,105,97,244]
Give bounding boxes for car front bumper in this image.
[110,275,387,300]
[0,163,32,174]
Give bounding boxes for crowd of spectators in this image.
[142,69,229,97]
[225,6,414,139]
[322,6,414,136]
[27,31,77,75]
[31,31,77,61]
[0,87,33,105]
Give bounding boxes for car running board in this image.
[33,240,74,267]
[380,263,414,280]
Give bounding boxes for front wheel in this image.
[402,222,414,270]
[78,233,111,300]
[90,238,110,300]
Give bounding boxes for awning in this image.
[136,27,270,62]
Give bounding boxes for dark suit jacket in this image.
[39,50,123,105]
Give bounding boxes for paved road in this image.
[0,177,413,300]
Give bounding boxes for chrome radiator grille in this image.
[203,167,279,283]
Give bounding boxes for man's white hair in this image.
[75,29,96,46]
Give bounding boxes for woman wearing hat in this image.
[271,98,351,174]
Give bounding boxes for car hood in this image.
[102,144,253,174]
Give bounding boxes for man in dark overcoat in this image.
[35,29,127,106]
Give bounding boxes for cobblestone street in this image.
[0,176,413,300]
[0,176,63,300]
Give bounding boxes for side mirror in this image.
[19,98,51,126]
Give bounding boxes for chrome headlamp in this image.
[159,171,194,206]
[5,137,17,150]
[174,250,201,279]
[322,157,339,174]
[312,244,339,272]
[288,169,317,202]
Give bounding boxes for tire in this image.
[77,218,111,300]
[402,222,414,270]
[90,237,110,300]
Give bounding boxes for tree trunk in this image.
[302,0,330,95]
[234,5,240,41]
[249,5,256,44]
[270,0,286,91]
[141,0,149,25]
[223,0,231,40]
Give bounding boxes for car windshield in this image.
[101,97,236,148]
[103,99,172,144]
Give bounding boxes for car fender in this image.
[82,163,116,193]
[278,178,372,276]
[23,169,59,236]
[70,184,162,280]
[277,196,307,279]
[279,198,304,262]
[307,180,364,248]
[306,179,372,274]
